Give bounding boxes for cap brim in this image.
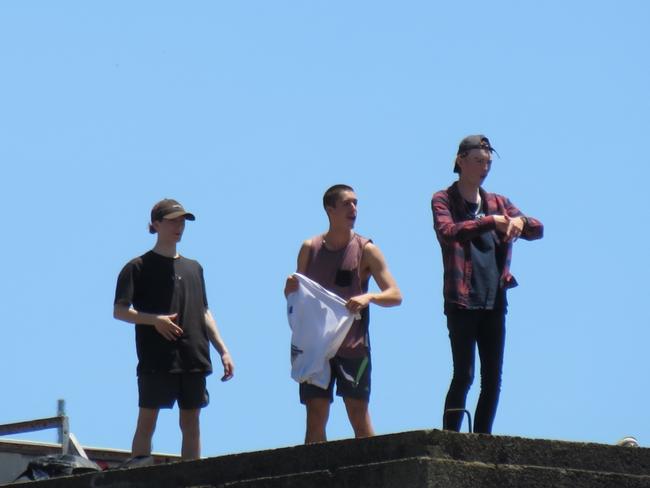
[163,211,196,221]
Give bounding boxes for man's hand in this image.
[220,351,235,382]
[284,275,299,297]
[494,215,525,243]
[153,313,183,341]
[345,294,373,314]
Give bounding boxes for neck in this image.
[457,178,481,203]
[323,227,354,250]
[152,240,178,258]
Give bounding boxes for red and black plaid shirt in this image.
[431,182,543,310]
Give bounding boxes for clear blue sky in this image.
[2,1,649,457]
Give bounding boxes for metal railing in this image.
[0,400,87,459]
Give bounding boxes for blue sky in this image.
[2,1,649,457]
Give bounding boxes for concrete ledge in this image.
[215,458,650,488]
[4,430,649,488]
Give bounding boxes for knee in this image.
[136,411,158,436]
[348,409,367,428]
[480,371,502,392]
[179,411,200,434]
[344,399,370,427]
[306,399,330,428]
[451,369,474,391]
[345,400,373,438]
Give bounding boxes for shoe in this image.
[119,455,154,469]
[616,436,640,447]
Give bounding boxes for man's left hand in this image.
[220,352,235,382]
[345,294,373,313]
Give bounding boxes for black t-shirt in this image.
[114,251,213,376]
[465,201,502,310]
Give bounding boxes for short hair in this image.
[323,184,354,209]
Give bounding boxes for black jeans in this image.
[443,308,505,434]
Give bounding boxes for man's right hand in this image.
[494,215,524,242]
[153,313,183,341]
[284,275,299,297]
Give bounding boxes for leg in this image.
[300,368,335,444]
[443,311,478,431]
[343,397,374,438]
[135,373,176,456]
[177,374,209,459]
[332,354,373,438]
[304,398,331,443]
[132,408,159,457]
[179,408,201,459]
[474,310,506,434]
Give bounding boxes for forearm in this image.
[503,198,543,241]
[520,216,544,240]
[208,332,230,357]
[436,215,497,243]
[367,286,402,307]
[433,198,496,243]
[113,305,159,326]
[204,311,231,357]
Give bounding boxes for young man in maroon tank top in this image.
[285,184,402,444]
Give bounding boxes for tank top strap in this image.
[345,234,371,269]
[310,234,324,251]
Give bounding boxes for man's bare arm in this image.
[345,243,402,313]
[113,304,183,341]
[204,309,234,381]
[284,239,312,297]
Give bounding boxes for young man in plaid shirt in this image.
[431,135,543,434]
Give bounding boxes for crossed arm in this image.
[432,193,543,244]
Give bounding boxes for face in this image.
[457,148,492,185]
[152,216,186,243]
[326,190,358,228]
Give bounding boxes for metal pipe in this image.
[57,399,66,445]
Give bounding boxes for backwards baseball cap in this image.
[149,199,195,233]
[453,134,497,173]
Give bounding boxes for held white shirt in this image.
[287,273,359,388]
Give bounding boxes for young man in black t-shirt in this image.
[114,199,234,460]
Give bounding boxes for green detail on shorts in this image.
[354,356,369,387]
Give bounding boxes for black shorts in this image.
[299,354,371,404]
[138,373,209,410]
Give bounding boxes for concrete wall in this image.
[3,430,649,488]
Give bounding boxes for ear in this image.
[455,155,464,172]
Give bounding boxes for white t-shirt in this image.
[287,273,358,388]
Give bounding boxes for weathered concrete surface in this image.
[4,430,650,487]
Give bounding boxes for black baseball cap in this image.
[149,199,195,233]
[454,135,497,173]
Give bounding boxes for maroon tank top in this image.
[305,233,371,357]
